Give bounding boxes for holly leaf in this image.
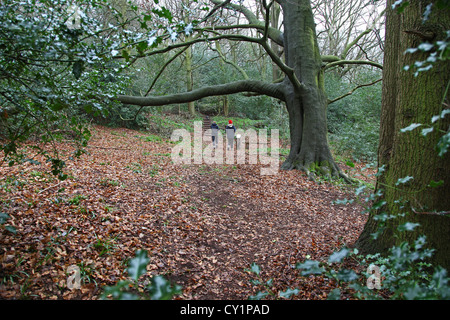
[0,212,10,224]
[249,291,269,300]
[279,288,299,299]
[127,250,149,281]
[336,269,358,282]
[247,262,261,275]
[148,275,181,300]
[296,260,325,275]
[327,288,341,300]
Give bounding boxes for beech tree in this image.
[117,0,384,179]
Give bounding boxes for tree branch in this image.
[209,0,284,46]
[211,41,249,80]
[117,80,285,106]
[327,78,382,104]
[323,59,383,70]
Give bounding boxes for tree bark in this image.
[183,1,196,116]
[185,44,196,116]
[356,0,450,269]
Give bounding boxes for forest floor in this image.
[0,124,376,300]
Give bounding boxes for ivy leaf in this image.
[428,180,444,188]
[101,280,139,300]
[122,49,130,62]
[436,132,450,157]
[355,185,366,196]
[395,176,414,185]
[398,222,420,232]
[418,42,434,52]
[431,115,441,123]
[392,0,410,12]
[403,283,424,300]
[184,23,194,36]
[0,212,10,224]
[400,123,421,133]
[152,6,173,23]
[421,127,433,136]
[328,248,350,263]
[441,109,450,118]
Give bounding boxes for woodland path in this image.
[0,125,371,299]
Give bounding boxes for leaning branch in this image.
[116,80,285,106]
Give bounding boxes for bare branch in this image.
[209,0,284,46]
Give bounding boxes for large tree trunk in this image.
[279,0,343,178]
[356,0,450,269]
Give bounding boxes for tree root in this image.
[281,158,357,184]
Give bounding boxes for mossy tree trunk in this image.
[356,0,450,269]
[278,0,344,179]
[185,43,196,116]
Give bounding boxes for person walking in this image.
[225,120,236,150]
[211,120,219,148]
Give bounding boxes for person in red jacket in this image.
[225,120,236,150]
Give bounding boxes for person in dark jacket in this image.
[211,121,219,148]
[225,120,236,150]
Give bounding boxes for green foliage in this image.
[400,0,450,158]
[249,230,450,300]
[101,250,181,300]
[0,212,17,235]
[0,0,137,177]
[246,262,299,300]
[326,71,382,161]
